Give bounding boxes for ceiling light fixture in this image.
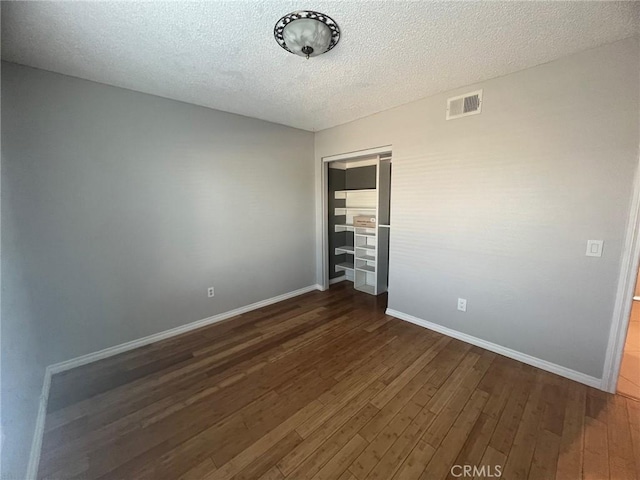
[274,10,340,59]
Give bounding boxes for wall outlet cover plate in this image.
[586,240,604,257]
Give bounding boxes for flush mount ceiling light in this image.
[274,10,340,59]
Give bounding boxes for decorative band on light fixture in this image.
[274,10,340,59]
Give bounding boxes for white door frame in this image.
[319,145,392,291]
[602,151,640,393]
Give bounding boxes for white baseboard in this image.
[25,367,52,480]
[27,284,321,477]
[386,308,602,390]
[49,284,320,374]
[329,276,347,285]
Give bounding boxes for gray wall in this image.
[315,38,640,379]
[1,62,315,478]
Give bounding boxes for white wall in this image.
[1,62,315,478]
[315,38,640,380]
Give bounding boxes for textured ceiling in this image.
[2,1,638,131]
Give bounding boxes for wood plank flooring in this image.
[618,300,640,401]
[38,283,640,480]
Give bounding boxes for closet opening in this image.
[325,152,391,295]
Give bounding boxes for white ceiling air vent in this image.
[446,90,483,120]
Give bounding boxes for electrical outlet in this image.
[207,287,215,298]
[457,298,467,312]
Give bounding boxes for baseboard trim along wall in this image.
[26,283,321,479]
[48,284,321,374]
[385,308,603,390]
[25,371,52,480]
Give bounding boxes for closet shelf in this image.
[337,207,376,211]
[335,246,355,254]
[356,244,376,250]
[356,265,376,273]
[335,262,354,271]
[356,254,376,261]
[335,189,376,195]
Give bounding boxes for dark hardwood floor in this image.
[38,282,639,479]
